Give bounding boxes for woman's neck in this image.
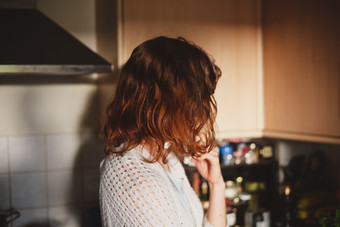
[142,140,170,172]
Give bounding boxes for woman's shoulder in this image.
[100,146,161,180]
[99,146,176,206]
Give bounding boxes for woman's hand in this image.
[191,133,224,185]
[191,148,224,185]
[192,149,227,227]
[191,134,227,227]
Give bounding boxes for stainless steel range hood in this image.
[0,7,113,75]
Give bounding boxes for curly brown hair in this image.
[104,36,221,163]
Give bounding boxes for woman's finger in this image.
[191,155,207,162]
[192,153,219,167]
[209,149,219,157]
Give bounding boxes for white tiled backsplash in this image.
[0,133,104,227]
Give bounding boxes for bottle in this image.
[200,178,210,212]
[234,143,246,165]
[220,143,234,165]
[283,185,294,227]
[238,192,252,226]
[245,143,259,164]
[225,180,238,199]
[200,178,209,201]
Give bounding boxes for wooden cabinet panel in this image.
[98,0,340,144]
[262,0,340,141]
[121,0,261,138]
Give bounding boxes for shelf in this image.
[184,159,277,172]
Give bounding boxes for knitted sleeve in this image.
[100,155,180,227]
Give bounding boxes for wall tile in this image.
[0,175,10,209]
[12,208,48,227]
[49,206,82,227]
[0,137,8,173]
[82,134,104,168]
[9,136,45,172]
[11,173,47,209]
[47,170,82,206]
[47,134,82,170]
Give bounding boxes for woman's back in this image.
[100,145,208,226]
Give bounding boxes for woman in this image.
[100,36,226,227]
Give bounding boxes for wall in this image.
[0,83,99,136]
[0,133,104,226]
[0,0,100,137]
[0,0,105,226]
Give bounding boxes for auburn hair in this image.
[104,36,221,163]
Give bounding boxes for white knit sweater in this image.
[100,145,213,227]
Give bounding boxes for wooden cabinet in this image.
[97,0,340,144]
[261,0,340,144]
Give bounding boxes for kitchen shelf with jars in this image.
[184,139,280,227]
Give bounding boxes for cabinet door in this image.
[262,0,340,141]
[121,0,261,138]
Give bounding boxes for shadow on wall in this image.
[24,224,50,227]
[67,88,105,227]
[20,76,100,135]
[7,77,106,227]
